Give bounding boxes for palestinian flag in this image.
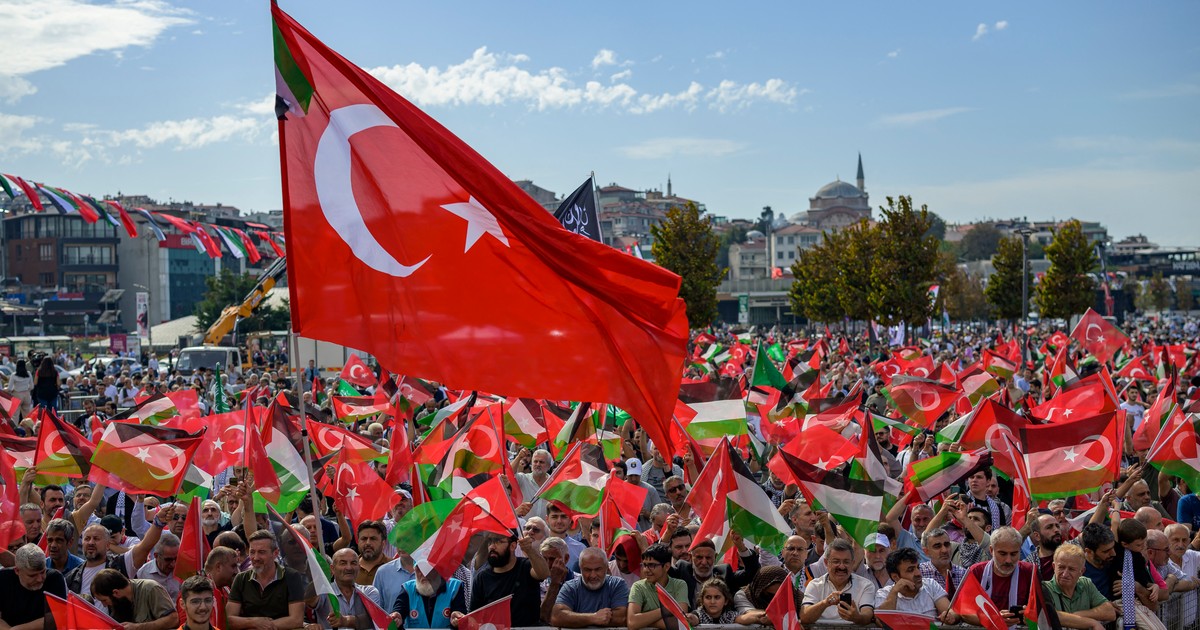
[33,408,95,479]
[110,392,179,425]
[89,422,205,497]
[535,442,609,517]
[981,348,1017,380]
[1023,577,1061,630]
[360,592,401,630]
[177,465,214,504]
[1148,413,1200,493]
[682,399,747,455]
[390,477,514,579]
[412,396,475,464]
[598,481,643,554]
[250,401,310,511]
[903,448,992,503]
[502,397,547,448]
[751,340,788,389]
[690,438,792,554]
[778,446,885,547]
[428,411,507,498]
[550,402,596,460]
[273,11,314,118]
[869,411,922,448]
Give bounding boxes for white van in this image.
[176,346,243,376]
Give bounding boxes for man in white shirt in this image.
[800,539,875,625]
[875,547,959,623]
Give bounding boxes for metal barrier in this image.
[1159,591,1200,630]
[511,625,987,629]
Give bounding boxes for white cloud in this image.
[99,115,262,150]
[236,93,277,116]
[994,20,1008,31]
[0,0,191,75]
[369,47,798,114]
[707,50,727,60]
[887,49,901,59]
[610,69,632,82]
[591,49,617,69]
[0,112,41,148]
[706,79,799,113]
[618,137,747,160]
[0,75,37,103]
[875,106,973,127]
[972,23,989,41]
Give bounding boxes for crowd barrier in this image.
[508,625,988,629]
[1159,591,1200,630]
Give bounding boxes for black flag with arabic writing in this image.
[553,176,601,242]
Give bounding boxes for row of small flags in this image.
[0,171,286,261]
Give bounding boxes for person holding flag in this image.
[388,565,467,629]
[962,526,1036,628]
[309,548,383,630]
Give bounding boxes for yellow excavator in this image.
[202,256,289,345]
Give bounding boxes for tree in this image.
[944,268,990,321]
[194,268,290,335]
[1140,272,1173,312]
[1034,220,1096,319]
[1177,278,1196,312]
[958,224,1004,261]
[837,220,881,322]
[985,236,1029,321]
[651,202,724,326]
[789,230,846,323]
[868,196,941,327]
[925,211,947,241]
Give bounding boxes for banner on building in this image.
[135,292,149,339]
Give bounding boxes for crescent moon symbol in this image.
[223,423,246,455]
[148,446,190,481]
[315,104,432,278]
[1080,434,1114,472]
[1085,323,1103,342]
[913,389,943,413]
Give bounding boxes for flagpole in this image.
[292,327,326,556]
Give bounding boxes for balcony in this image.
[717,277,793,295]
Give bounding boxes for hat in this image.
[101,515,123,535]
[395,488,412,501]
[863,533,891,550]
[626,458,644,477]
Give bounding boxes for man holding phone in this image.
[800,539,875,624]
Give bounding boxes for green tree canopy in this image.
[1140,272,1173,312]
[651,202,724,327]
[985,236,1029,321]
[838,220,880,322]
[868,196,941,327]
[1034,219,1096,319]
[194,269,290,335]
[958,224,1004,261]
[789,230,845,323]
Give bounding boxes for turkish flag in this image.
[88,421,205,497]
[167,410,251,475]
[1116,355,1155,382]
[765,573,801,630]
[339,354,375,389]
[950,571,1008,630]
[1070,307,1128,364]
[175,495,210,580]
[1030,374,1117,423]
[459,595,512,630]
[884,376,961,429]
[0,449,24,551]
[332,448,399,522]
[1020,411,1122,500]
[273,6,687,455]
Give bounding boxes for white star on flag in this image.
[135,447,151,463]
[213,437,224,451]
[345,486,359,501]
[1063,447,1079,462]
[440,196,510,252]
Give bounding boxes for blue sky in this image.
[1,1,1197,245]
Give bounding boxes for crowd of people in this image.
[1,313,1199,630]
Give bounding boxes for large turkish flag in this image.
[273,6,688,452]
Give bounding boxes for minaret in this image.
[667,174,673,198]
[856,153,865,192]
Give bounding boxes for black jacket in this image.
[670,549,761,606]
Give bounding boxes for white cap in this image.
[626,458,644,477]
[864,533,891,550]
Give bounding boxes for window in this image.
[39,244,53,262]
[40,272,55,287]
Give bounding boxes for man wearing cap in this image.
[102,514,140,551]
[857,532,894,589]
[624,459,661,531]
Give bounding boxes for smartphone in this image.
[839,592,853,605]
[1009,606,1022,616]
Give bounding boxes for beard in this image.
[583,575,606,590]
[415,579,435,597]
[111,596,135,622]
[486,547,512,568]
[202,518,219,527]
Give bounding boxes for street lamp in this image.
[1015,227,1035,365]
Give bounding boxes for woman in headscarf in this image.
[732,565,802,625]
